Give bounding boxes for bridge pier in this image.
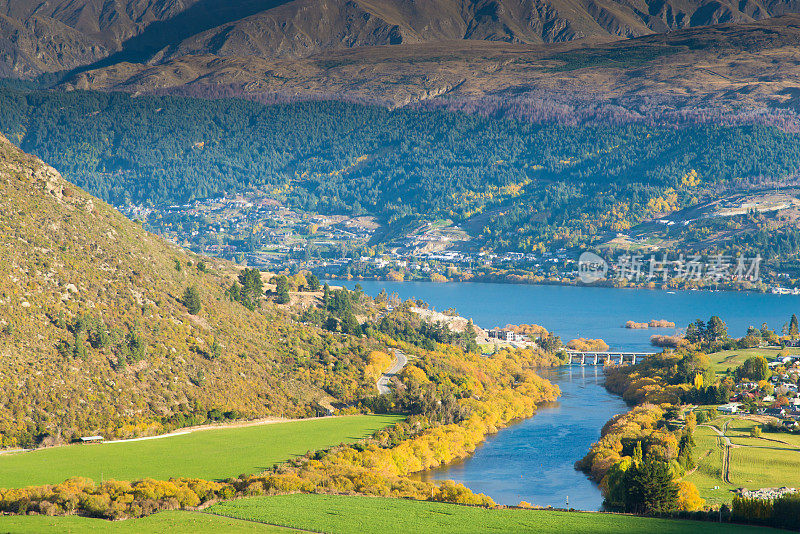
[565,351,656,367]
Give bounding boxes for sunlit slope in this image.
[0,133,377,448]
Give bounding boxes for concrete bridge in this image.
[565,351,657,366]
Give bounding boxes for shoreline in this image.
[322,275,782,295]
[413,365,619,510]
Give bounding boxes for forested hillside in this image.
[2,88,800,254]
[0,131,394,448]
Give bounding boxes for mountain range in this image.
[2,0,800,108]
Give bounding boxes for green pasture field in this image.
[687,416,800,505]
[685,425,736,506]
[206,494,784,533]
[706,348,800,374]
[0,510,297,533]
[0,415,402,488]
[0,489,788,532]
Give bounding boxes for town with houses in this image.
[122,193,800,292]
[719,352,800,431]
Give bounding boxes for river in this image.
[331,281,800,509]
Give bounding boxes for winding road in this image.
[377,349,408,395]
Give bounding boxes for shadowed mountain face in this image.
[61,15,800,112]
[2,0,800,79]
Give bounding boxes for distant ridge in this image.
[2,0,800,81]
[62,15,800,111]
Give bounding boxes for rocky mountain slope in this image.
[65,15,800,110]
[0,132,379,448]
[2,0,800,80]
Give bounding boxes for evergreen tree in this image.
[182,285,202,315]
[706,316,728,343]
[622,455,679,514]
[307,274,320,291]
[790,314,799,338]
[461,319,478,353]
[686,319,706,344]
[238,268,263,299]
[632,441,643,465]
[678,432,695,469]
[341,311,361,336]
[274,275,290,304]
[735,355,771,381]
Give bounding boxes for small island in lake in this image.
[625,319,676,329]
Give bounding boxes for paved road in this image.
[377,349,408,395]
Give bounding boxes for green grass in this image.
[0,510,296,533]
[0,494,786,533]
[207,494,781,533]
[0,415,401,488]
[728,442,800,489]
[685,425,736,506]
[706,348,800,374]
[688,417,800,505]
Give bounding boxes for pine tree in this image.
[623,455,679,514]
[790,314,799,338]
[706,316,728,343]
[274,275,290,304]
[307,274,320,291]
[238,268,263,299]
[182,285,202,315]
[678,433,695,469]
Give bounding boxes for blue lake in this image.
[334,281,800,351]
[332,281,800,509]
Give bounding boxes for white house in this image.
[718,403,741,414]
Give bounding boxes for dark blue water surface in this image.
[331,281,800,509]
[335,281,800,351]
[417,366,626,510]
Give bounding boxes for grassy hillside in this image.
[0,132,386,448]
[707,348,800,374]
[0,415,401,488]
[0,510,292,533]
[207,494,777,533]
[0,494,782,533]
[687,416,800,506]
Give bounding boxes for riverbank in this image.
[0,332,562,519]
[415,366,629,509]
